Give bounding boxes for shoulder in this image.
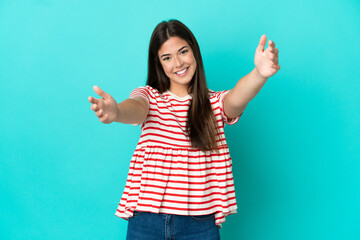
[130,85,162,97]
[131,85,157,93]
[208,89,230,101]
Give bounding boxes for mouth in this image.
[175,67,189,77]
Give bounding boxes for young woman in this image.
[88,19,280,240]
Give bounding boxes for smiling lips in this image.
[175,67,189,77]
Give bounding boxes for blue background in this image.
[1,0,359,239]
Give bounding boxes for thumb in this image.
[93,85,110,99]
[256,34,267,53]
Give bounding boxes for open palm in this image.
[88,86,119,124]
[254,35,280,78]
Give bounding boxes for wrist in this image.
[115,104,122,122]
[253,67,268,82]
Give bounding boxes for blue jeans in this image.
[126,210,221,240]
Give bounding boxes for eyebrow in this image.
[160,46,188,58]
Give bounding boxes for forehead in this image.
[158,36,189,55]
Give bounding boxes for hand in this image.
[254,35,280,79]
[88,86,119,124]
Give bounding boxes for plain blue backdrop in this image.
[1,0,359,239]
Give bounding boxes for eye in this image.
[163,57,170,61]
[180,49,188,55]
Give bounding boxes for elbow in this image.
[224,94,248,118]
[225,105,246,119]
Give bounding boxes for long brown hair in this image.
[147,19,220,152]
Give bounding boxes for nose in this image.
[174,56,183,68]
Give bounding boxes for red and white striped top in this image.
[115,85,243,228]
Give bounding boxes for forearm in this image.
[224,68,268,118]
[115,99,148,124]
[226,34,280,112]
[228,67,268,105]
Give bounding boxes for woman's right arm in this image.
[88,85,149,125]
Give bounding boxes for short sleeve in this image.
[129,86,150,126]
[217,90,243,125]
[129,86,150,105]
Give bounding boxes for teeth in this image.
[176,67,188,74]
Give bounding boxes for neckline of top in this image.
[164,90,192,101]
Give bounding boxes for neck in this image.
[169,86,190,98]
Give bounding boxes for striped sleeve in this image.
[129,86,150,105]
[129,86,150,126]
[217,90,242,125]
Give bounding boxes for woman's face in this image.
[158,36,197,94]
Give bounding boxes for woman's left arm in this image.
[224,34,280,119]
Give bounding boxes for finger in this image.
[93,85,110,99]
[269,52,278,61]
[99,114,108,123]
[256,34,267,53]
[95,109,103,118]
[271,64,281,70]
[274,56,278,65]
[268,40,276,48]
[268,47,279,54]
[269,51,279,66]
[267,52,277,61]
[91,104,98,111]
[88,96,98,104]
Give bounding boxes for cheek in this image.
[188,54,196,67]
[190,57,196,70]
[161,62,172,75]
